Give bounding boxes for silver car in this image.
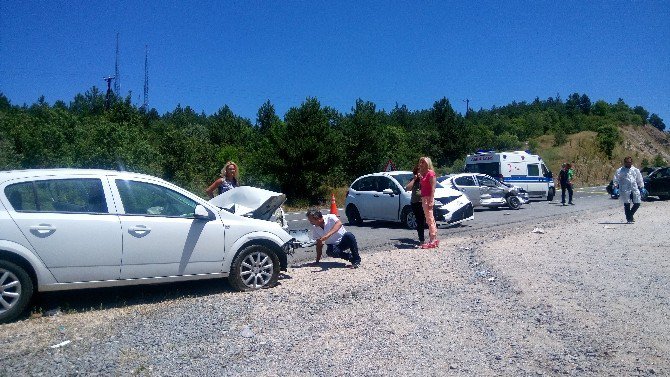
[0,169,296,323]
[439,173,529,210]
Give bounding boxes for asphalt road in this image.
[285,185,621,264]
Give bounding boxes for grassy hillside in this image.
[534,125,670,186]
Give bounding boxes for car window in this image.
[116,180,197,217]
[477,175,498,187]
[4,178,108,213]
[465,162,500,176]
[376,177,397,193]
[390,173,413,188]
[454,175,476,186]
[351,177,376,192]
[528,164,540,176]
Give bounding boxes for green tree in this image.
[649,113,665,131]
[596,125,622,158]
[342,99,387,178]
[269,98,340,202]
[633,106,649,124]
[592,100,609,117]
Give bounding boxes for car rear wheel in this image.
[0,260,34,324]
[547,187,555,201]
[345,205,363,226]
[401,206,417,229]
[507,196,521,210]
[228,245,280,292]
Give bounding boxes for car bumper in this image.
[435,202,474,224]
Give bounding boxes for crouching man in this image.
[306,208,361,268]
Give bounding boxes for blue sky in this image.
[1,1,668,124]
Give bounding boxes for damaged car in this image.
[0,169,298,323]
[344,171,474,229]
[440,173,529,210]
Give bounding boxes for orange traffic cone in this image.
[330,192,338,215]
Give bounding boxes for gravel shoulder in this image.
[1,201,668,376]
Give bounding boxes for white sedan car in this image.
[344,171,474,229]
[0,169,297,323]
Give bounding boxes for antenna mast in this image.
[143,45,149,110]
[114,33,120,97]
[103,76,115,110]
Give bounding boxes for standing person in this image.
[613,156,645,223]
[559,163,573,206]
[567,163,575,205]
[307,209,361,268]
[206,161,239,198]
[404,164,426,247]
[418,157,439,249]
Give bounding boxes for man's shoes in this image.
[350,262,360,269]
[562,203,567,206]
[416,241,427,249]
[569,202,574,205]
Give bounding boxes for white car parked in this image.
[344,171,474,229]
[0,169,297,323]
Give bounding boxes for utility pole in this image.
[114,33,120,97]
[103,76,115,110]
[143,45,149,110]
[463,98,471,116]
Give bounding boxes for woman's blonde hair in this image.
[419,156,434,171]
[220,161,240,181]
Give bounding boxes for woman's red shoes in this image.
[420,240,440,249]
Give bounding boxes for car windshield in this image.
[389,173,414,188]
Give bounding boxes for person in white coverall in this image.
[612,156,645,223]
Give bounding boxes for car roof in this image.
[354,171,412,179]
[0,168,161,184]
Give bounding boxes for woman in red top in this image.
[418,156,439,248]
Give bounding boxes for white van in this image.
[464,151,555,200]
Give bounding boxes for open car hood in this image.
[208,186,286,221]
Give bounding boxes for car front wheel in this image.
[229,245,280,292]
[401,206,417,229]
[507,196,521,210]
[0,260,34,324]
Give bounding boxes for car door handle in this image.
[29,224,56,237]
[128,225,151,237]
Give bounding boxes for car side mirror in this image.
[194,204,213,220]
[382,188,394,196]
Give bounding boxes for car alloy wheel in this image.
[507,196,521,209]
[0,260,33,323]
[402,206,417,229]
[229,245,280,291]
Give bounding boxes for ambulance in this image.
[464,150,555,201]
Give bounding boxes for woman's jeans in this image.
[421,197,437,241]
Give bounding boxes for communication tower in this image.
[143,45,149,109]
[114,33,120,96]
